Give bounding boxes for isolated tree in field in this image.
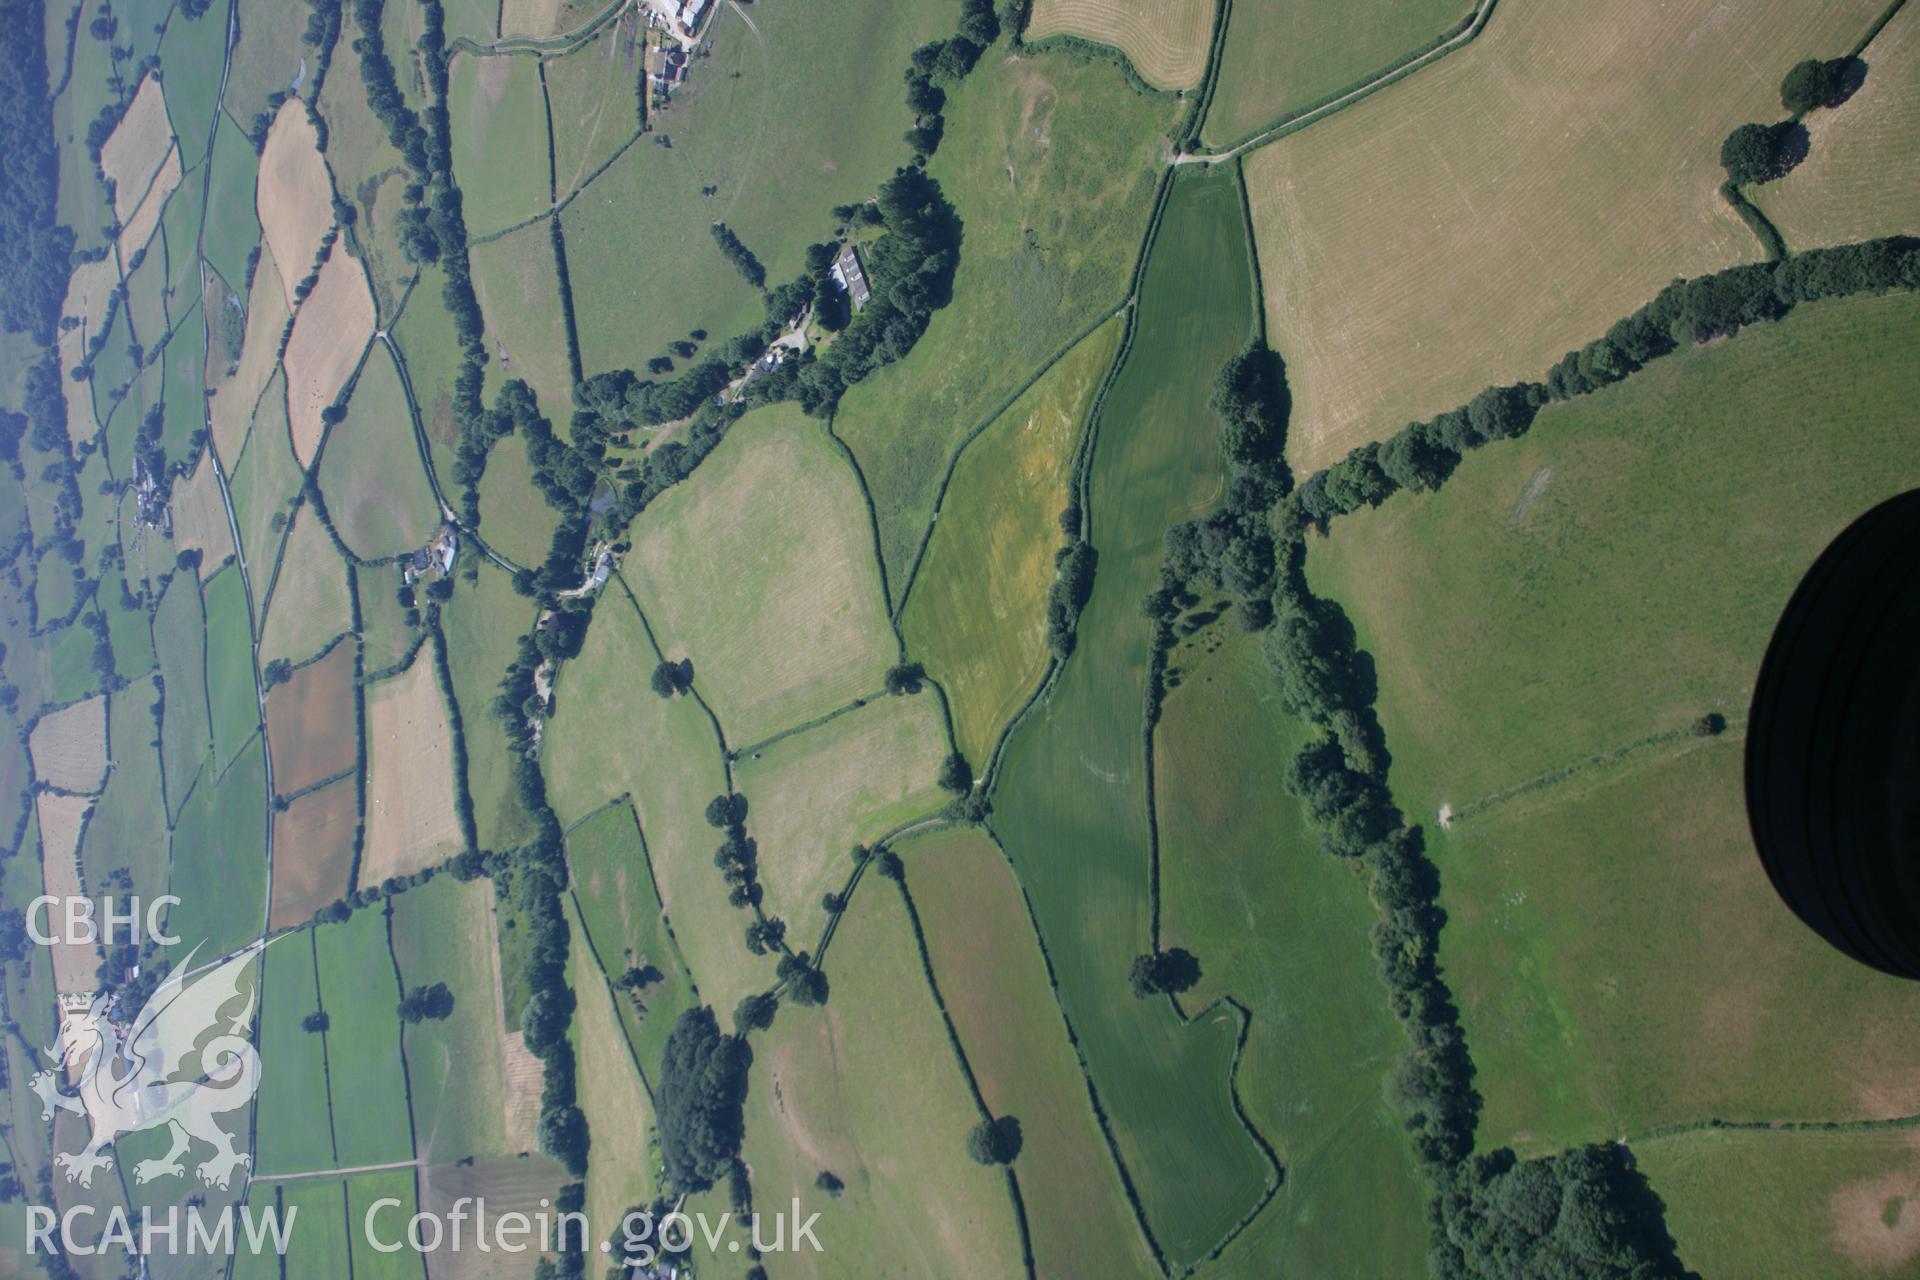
[965,1115,1022,1165]
[657,1007,753,1194]
[814,1169,845,1198]
[1127,948,1201,998]
[300,1010,329,1034]
[1780,57,1850,113]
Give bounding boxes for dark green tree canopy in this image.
[1780,57,1851,114]
[657,1007,754,1195]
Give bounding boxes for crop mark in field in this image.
[1443,716,1747,829]
[1509,465,1554,524]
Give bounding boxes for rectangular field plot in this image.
[203,563,259,771]
[269,777,358,931]
[254,932,338,1176]
[440,563,539,852]
[362,653,465,882]
[80,679,169,903]
[566,895,658,1248]
[566,800,695,1078]
[737,883,1026,1280]
[260,505,355,669]
[904,828,1158,1277]
[318,340,440,560]
[1243,0,1885,475]
[164,736,267,958]
[1027,0,1215,88]
[315,905,416,1168]
[623,403,897,748]
[346,1169,431,1280]
[1305,292,1920,1151]
[28,692,106,793]
[266,640,357,796]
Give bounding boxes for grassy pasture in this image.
[474,430,558,569]
[832,51,1176,600]
[1306,292,1920,1152]
[51,17,117,260]
[158,3,227,167]
[273,1179,353,1280]
[441,563,538,851]
[153,570,212,818]
[1754,2,1920,251]
[229,369,302,588]
[224,0,316,133]
[624,403,896,746]
[1637,1127,1920,1278]
[468,220,574,417]
[159,165,208,316]
[254,931,338,1174]
[566,895,659,1245]
[391,875,512,1164]
[1028,0,1215,88]
[566,799,696,1079]
[990,167,1273,1264]
[266,639,357,794]
[448,52,552,236]
[543,18,640,200]
[80,679,169,902]
[320,340,440,558]
[260,505,354,668]
[1156,635,1430,1277]
[559,0,952,375]
[164,734,266,957]
[203,562,260,770]
[269,776,357,929]
[738,881,1026,1280]
[357,559,423,673]
[416,1156,569,1280]
[345,1169,429,1280]
[315,903,415,1166]
[118,142,181,272]
[28,692,107,792]
[170,454,238,571]
[203,114,263,297]
[315,31,414,318]
[1242,0,1884,476]
[284,249,377,466]
[362,652,464,881]
[102,568,157,678]
[1202,0,1470,146]
[900,314,1120,763]
[733,694,950,938]
[541,585,765,1015]
[389,264,468,481]
[903,827,1158,1276]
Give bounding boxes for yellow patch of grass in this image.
[29,694,108,794]
[1243,0,1884,475]
[256,99,335,305]
[361,653,464,881]
[55,257,119,445]
[170,453,237,572]
[283,248,376,466]
[100,74,174,223]
[209,243,294,467]
[117,143,181,266]
[1027,0,1216,89]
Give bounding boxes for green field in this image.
[566,893,659,1247]
[320,340,441,558]
[315,903,417,1167]
[159,292,209,462]
[389,265,472,481]
[474,431,557,569]
[903,828,1159,1276]
[49,13,116,260]
[101,567,156,677]
[737,879,1026,1280]
[566,799,696,1079]
[203,113,263,296]
[1201,0,1472,147]
[542,21,640,201]
[469,220,575,418]
[203,562,259,770]
[317,31,415,319]
[391,874,514,1165]
[990,167,1272,1264]
[358,558,424,674]
[158,3,228,167]
[558,0,952,376]
[623,402,898,747]
[159,168,208,313]
[1156,635,1430,1277]
[448,52,552,236]
[230,370,303,595]
[260,504,355,667]
[254,931,339,1175]
[80,677,170,903]
[541,582,764,1015]
[223,0,316,135]
[154,571,213,818]
[733,695,950,938]
[345,1169,431,1280]
[165,735,267,957]
[275,1179,354,1280]
[1636,1126,1920,1279]
[441,562,539,851]
[900,315,1121,763]
[831,50,1177,601]
[1307,292,1920,1153]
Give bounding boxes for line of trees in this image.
[710,222,765,289]
[1298,237,1920,526]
